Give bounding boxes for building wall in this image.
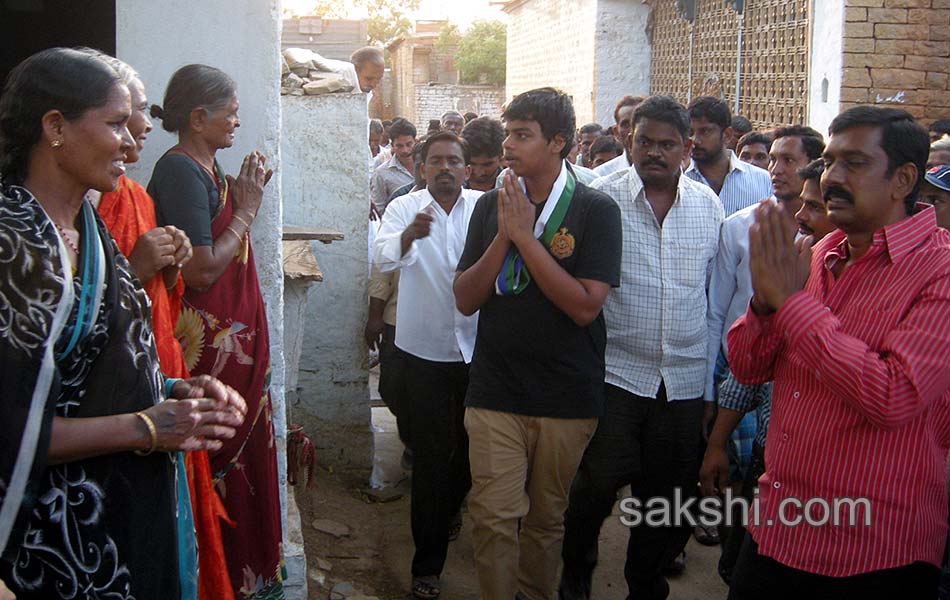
[504,0,599,124]
[414,84,507,130]
[593,0,652,126]
[281,94,372,476]
[281,17,368,61]
[390,40,417,122]
[840,0,950,124]
[809,1,845,136]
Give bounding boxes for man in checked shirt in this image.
[727,106,950,599]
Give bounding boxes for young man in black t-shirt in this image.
[454,88,622,600]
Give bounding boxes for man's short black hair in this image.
[388,117,417,140]
[420,130,470,164]
[772,125,825,160]
[731,116,753,136]
[461,116,504,158]
[613,95,645,124]
[797,158,824,183]
[464,111,478,122]
[829,105,930,211]
[590,135,624,157]
[579,122,604,136]
[736,131,772,155]
[369,119,384,135]
[631,95,691,141]
[930,120,950,137]
[688,96,732,130]
[502,87,576,159]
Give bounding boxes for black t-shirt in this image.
[147,153,222,247]
[457,182,622,418]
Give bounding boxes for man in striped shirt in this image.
[685,96,772,217]
[727,106,950,598]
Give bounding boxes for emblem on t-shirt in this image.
[549,227,575,259]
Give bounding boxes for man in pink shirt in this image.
[727,106,950,598]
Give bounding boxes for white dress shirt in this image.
[373,187,481,363]
[704,197,776,400]
[593,151,632,178]
[593,167,724,401]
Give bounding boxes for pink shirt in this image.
[727,206,950,576]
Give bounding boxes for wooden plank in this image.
[282,226,344,243]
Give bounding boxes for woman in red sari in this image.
[91,56,234,600]
[147,64,283,599]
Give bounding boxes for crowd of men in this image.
[362,84,950,600]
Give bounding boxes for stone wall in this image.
[808,1,846,136]
[414,84,507,130]
[841,0,950,124]
[281,94,372,478]
[504,0,599,124]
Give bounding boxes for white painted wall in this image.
[594,0,652,127]
[281,94,372,474]
[808,0,844,137]
[504,0,599,124]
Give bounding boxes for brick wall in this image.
[413,84,506,132]
[841,0,949,124]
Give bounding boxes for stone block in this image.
[916,40,950,55]
[884,0,931,7]
[900,104,926,119]
[909,8,950,22]
[905,55,950,73]
[840,86,871,102]
[874,39,917,54]
[847,22,875,37]
[846,6,868,20]
[931,25,950,40]
[867,7,908,21]
[925,71,949,90]
[926,106,950,120]
[874,23,929,39]
[845,37,876,53]
[870,67,925,87]
[842,67,873,87]
[847,0,884,6]
[935,0,950,8]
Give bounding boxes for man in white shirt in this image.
[699,125,825,582]
[592,95,644,178]
[373,131,481,600]
[560,95,724,600]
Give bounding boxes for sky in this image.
[282,0,507,30]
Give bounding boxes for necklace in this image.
[53,221,80,255]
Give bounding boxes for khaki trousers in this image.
[464,406,598,600]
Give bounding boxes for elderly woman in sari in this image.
[86,53,235,600]
[0,47,247,600]
[147,65,282,599]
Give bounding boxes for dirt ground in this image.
[295,403,729,600]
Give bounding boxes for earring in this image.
[51,140,63,148]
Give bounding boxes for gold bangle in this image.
[224,225,244,241]
[133,411,158,456]
[232,213,252,230]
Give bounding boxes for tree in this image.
[455,20,506,86]
[293,0,420,46]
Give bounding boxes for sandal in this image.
[448,511,462,541]
[693,523,720,546]
[412,576,441,599]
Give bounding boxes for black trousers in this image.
[718,442,765,584]
[728,533,940,600]
[378,325,411,448]
[560,383,704,600]
[404,352,471,577]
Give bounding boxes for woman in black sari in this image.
[0,48,247,600]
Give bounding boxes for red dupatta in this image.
[97,175,235,600]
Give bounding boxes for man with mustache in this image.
[727,106,950,598]
[685,96,772,217]
[455,87,622,600]
[373,132,482,600]
[699,126,825,581]
[461,116,505,193]
[559,95,723,600]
